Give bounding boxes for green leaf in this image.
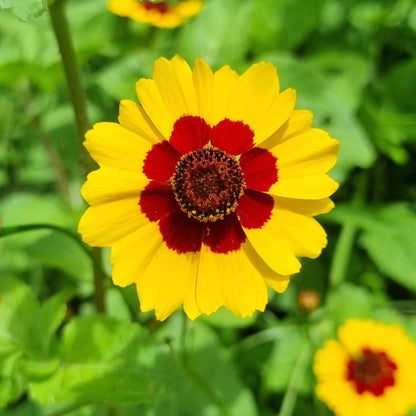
[324,283,376,324]
[0,278,66,406]
[0,278,39,349]
[251,0,325,52]
[0,193,71,245]
[154,316,258,416]
[0,277,67,358]
[359,204,416,291]
[262,325,313,394]
[25,232,91,282]
[178,0,252,68]
[29,315,165,405]
[328,203,416,291]
[0,400,44,416]
[0,0,50,22]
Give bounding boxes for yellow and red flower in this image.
[108,0,203,28]
[314,319,416,416]
[78,55,339,320]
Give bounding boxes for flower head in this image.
[78,55,339,320]
[314,319,416,416]
[108,0,203,28]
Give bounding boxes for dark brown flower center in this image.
[171,146,246,223]
[346,348,397,396]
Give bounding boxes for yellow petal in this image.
[108,0,137,16]
[262,109,313,149]
[81,166,148,205]
[110,221,163,287]
[136,56,198,139]
[193,59,215,122]
[269,174,339,199]
[195,243,268,317]
[174,0,203,18]
[214,62,296,146]
[269,208,328,258]
[274,128,340,178]
[78,197,147,247]
[273,196,334,217]
[314,340,349,380]
[209,65,240,126]
[136,243,201,321]
[111,223,201,320]
[84,122,152,172]
[242,242,291,293]
[241,209,302,276]
[118,100,164,144]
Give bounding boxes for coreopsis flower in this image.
[314,319,416,416]
[108,0,203,28]
[78,55,339,320]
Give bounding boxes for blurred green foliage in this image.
[1,0,416,415]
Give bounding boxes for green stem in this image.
[278,341,311,416]
[0,224,110,281]
[328,223,357,288]
[49,0,106,313]
[328,172,368,288]
[49,0,92,166]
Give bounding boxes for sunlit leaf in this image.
[0,0,51,22]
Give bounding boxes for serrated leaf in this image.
[0,0,50,22]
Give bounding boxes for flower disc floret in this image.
[171,146,246,223]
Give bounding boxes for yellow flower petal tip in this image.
[108,0,203,28]
[78,56,339,321]
[314,319,416,416]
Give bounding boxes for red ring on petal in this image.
[239,147,278,192]
[143,141,180,183]
[169,116,211,154]
[159,210,203,253]
[211,119,255,155]
[139,181,178,222]
[202,213,246,253]
[237,189,274,229]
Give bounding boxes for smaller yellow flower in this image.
[314,319,416,416]
[108,0,203,28]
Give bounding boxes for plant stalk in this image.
[49,0,106,313]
